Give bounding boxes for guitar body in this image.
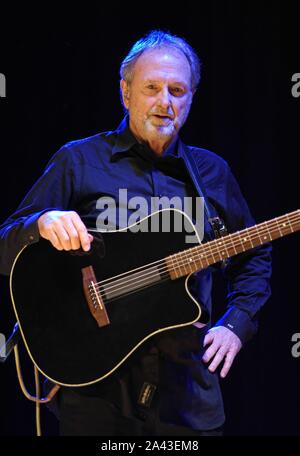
[10,209,202,386]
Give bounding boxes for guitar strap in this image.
[178,141,228,240]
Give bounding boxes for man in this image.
[0,30,272,435]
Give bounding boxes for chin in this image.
[145,121,176,139]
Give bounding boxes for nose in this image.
[156,86,171,109]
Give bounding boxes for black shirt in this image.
[0,116,272,430]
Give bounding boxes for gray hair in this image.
[120,30,201,92]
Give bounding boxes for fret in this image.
[227,233,238,255]
[274,217,284,237]
[186,247,199,272]
[179,252,189,275]
[190,245,208,269]
[195,241,218,267]
[204,239,217,263]
[188,255,197,272]
[237,231,246,252]
[181,252,188,275]
[190,253,197,272]
[247,225,263,248]
[263,221,272,241]
[217,238,229,260]
[202,245,210,267]
[240,229,253,250]
[196,246,205,269]
[254,225,263,245]
[170,254,179,278]
[247,229,255,248]
[286,214,294,233]
[184,251,194,274]
[280,218,290,235]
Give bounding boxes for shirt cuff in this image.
[22,209,56,245]
[215,307,258,345]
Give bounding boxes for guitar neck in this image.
[167,210,300,279]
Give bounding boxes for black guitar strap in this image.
[178,142,228,240]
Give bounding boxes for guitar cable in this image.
[13,342,60,436]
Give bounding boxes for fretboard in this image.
[166,210,300,279]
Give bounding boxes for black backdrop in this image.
[0,1,299,436]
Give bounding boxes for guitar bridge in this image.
[82,266,110,327]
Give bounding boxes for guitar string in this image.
[101,275,172,304]
[90,213,300,299]
[96,231,300,306]
[91,211,300,288]
[93,213,300,296]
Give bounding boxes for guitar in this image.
[9,208,300,387]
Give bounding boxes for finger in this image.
[71,214,91,251]
[203,331,214,347]
[220,351,236,378]
[207,348,227,373]
[202,340,221,364]
[39,224,64,251]
[47,231,64,251]
[52,223,72,250]
[62,218,81,250]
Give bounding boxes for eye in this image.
[170,87,185,96]
[146,84,157,91]
[143,84,160,95]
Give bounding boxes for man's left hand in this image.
[202,326,242,378]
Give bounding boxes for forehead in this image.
[132,47,191,85]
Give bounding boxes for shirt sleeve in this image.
[0,144,78,276]
[214,164,272,344]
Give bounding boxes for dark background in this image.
[0,1,299,436]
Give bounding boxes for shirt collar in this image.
[111,115,179,161]
[111,115,137,156]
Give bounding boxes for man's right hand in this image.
[37,210,93,251]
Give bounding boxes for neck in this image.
[145,137,174,156]
[134,133,177,156]
[129,121,177,156]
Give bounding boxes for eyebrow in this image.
[143,79,188,87]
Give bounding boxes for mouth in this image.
[150,114,174,126]
[152,114,173,119]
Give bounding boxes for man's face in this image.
[121,47,194,149]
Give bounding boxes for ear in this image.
[120,79,130,109]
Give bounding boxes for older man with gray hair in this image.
[0,30,272,436]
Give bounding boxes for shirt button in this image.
[29,235,34,241]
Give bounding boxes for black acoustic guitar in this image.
[9,208,300,386]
